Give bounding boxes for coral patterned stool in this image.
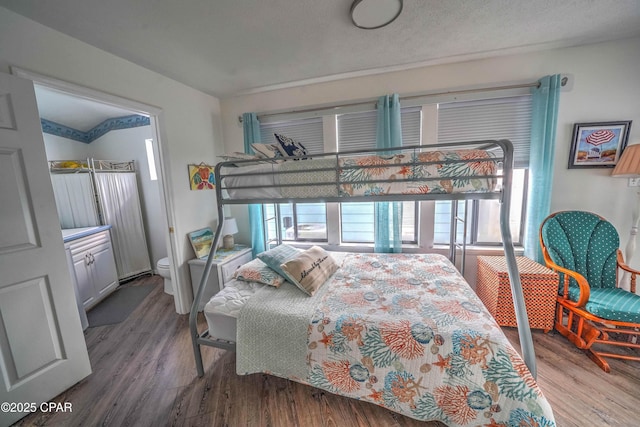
[476,256,558,332]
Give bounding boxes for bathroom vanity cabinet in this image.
[63,227,119,314]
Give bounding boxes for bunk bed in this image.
[189,140,555,426]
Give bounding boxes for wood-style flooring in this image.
[15,275,640,427]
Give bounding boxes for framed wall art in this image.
[188,163,215,190]
[568,121,632,169]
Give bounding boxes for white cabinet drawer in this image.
[67,230,110,256]
[220,251,253,283]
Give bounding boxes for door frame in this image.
[10,67,185,313]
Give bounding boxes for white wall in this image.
[220,37,640,274]
[43,134,91,160]
[0,7,224,313]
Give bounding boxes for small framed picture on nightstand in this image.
[188,227,214,259]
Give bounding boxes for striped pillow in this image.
[257,244,302,279]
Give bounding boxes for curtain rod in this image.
[237,78,567,123]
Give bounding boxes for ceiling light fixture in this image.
[350,0,403,30]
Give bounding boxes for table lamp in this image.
[220,217,239,250]
[612,144,640,284]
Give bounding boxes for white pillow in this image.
[251,143,284,160]
[218,152,262,166]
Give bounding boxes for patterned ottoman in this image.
[476,256,558,332]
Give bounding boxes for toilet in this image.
[157,257,174,295]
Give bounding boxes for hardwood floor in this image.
[15,275,640,427]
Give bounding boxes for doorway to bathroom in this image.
[12,67,180,313]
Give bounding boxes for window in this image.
[260,118,327,244]
[259,117,324,154]
[434,96,532,245]
[258,93,531,249]
[340,202,417,243]
[337,107,421,243]
[144,139,158,181]
[433,169,527,245]
[263,203,328,247]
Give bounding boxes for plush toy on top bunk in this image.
[218,133,305,165]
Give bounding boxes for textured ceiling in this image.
[2,0,640,99]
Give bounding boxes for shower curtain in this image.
[50,173,100,229]
[94,172,152,280]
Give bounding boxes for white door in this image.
[0,72,91,426]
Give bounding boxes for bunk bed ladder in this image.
[448,200,469,275]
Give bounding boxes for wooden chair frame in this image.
[540,213,640,372]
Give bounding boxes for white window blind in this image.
[260,117,327,243]
[435,95,531,245]
[337,106,420,243]
[438,96,532,167]
[259,117,324,154]
[337,106,421,151]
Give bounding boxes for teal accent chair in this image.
[540,211,640,372]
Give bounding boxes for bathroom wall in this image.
[90,126,166,268]
[44,133,91,160]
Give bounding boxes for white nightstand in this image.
[188,245,253,311]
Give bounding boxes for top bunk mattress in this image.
[220,147,499,201]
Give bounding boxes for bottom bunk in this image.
[196,246,555,427]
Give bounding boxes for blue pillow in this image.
[257,244,302,278]
[274,133,308,159]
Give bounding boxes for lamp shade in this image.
[221,217,238,236]
[612,144,640,177]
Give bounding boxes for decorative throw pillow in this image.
[257,244,302,278]
[251,143,284,160]
[274,133,308,159]
[280,246,339,296]
[233,258,285,287]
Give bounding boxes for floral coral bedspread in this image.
[338,149,497,196]
[305,253,555,426]
[226,149,498,200]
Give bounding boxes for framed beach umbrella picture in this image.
[568,121,632,168]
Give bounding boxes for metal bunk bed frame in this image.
[189,139,536,379]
